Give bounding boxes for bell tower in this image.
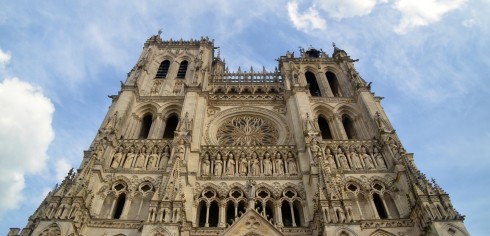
[9,34,468,236]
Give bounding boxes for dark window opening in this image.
[373,193,388,219]
[225,202,235,226]
[113,194,126,219]
[293,201,302,226]
[318,116,333,139]
[197,201,206,227]
[155,60,170,79]
[177,60,188,79]
[342,115,356,139]
[281,201,293,227]
[305,71,321,97]
[326,71,341,97]
[208,201,219,227]
[139,114,153,139]
[265,202,274,223]
[163,115,179,139]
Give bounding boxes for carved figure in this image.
[275,152,284,175]
[239,153,248,175]
[349,147,363,169]
[104,111,120,130]
[263,152,273,176]
[227,153,235,176]
[123,146,136,168]
[147,146,160,169]
[310,139,323,162]
[160,145,170,169]
[251,155,261,176]
[325,148,336,168]
[134,146,147,168]
[201,153,210,176]
[336,148,350,170]
[111,146,124,168]
[373,147,387,169]
[287,152,298,175]
[214,153,223,176]
[360,146,375,169]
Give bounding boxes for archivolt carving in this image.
[217,116,278,146]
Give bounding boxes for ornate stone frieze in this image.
[360,219,413,229]
[87,219,143,229]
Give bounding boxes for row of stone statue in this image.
[310,140,387,170]
[200,151,298,177]
[109,145,171,170]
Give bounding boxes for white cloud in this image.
[314,0,386,19]
[0,78,54,212]
[55,159,71,181]
[462,18,475,28]
[0,48,11,67]
[394,0,467,34]
[287,1,327,32]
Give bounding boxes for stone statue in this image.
[134,146,147,168]
[373,147,387,169]
[214,153,223,176]
[349,147,363,169]
[360,146,375,169]
[160,145,170,169]
[147,146,160,169]
[324,148,336,168]
[310,139,323,162]
[287,152,298,175]
[239,152,248,176]
[251,153,261,176]
[275,152,284,175]
[336,148,350,170]
[104,111,120,130]
[201,153,210,176]
[123,146,136,168]
[111,146,125,168]
[263,152,273,176]
[227,153,235,176]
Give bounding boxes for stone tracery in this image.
[217,116,278,146]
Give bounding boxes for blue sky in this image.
[0,0,489,234]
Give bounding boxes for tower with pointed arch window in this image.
[9,34,468,236]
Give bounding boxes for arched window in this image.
[197,201,207,227]
[342,114,356,139]
[373,193,388,219]
[163,115,179,139]
[113,193,126,219]
[326,71,341,97]
[281,190,303,227]
[305,71,321,96]
[177,60,188,79]
[281,200,293,226]
[155,60,170,79]
[318,116,333,139]
[208,201,220,227]
[139,114,153,139]
[196,189,220,227]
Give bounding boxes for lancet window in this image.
[317,115,333,139]
[139,114,153,139]
[255,188,275,223]
[99,182,129,219]
[326,71,341,97]
[126,182,154,220]
[305,71,321,97]
[163,115,179,139]
[177,60,188,79]
[280,189,304,227]
[196,189,220,227]
[342,114,356,139]
[225,188,247,225]
[155,60,170,79]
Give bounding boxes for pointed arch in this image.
[370,229,396,236]
[342,114,356,139]
[155,60,171,79]
[317,115,333,139]
[305,71,321,96]
[39,223,61,236]
[326,71,341,97]
[139,113,153,139]
[177,60,188,78]
[163,114,179,139]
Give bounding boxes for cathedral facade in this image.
[9,34,469,236]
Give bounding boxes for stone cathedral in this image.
[9,33,469,236]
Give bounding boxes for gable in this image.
[221,210,283,236]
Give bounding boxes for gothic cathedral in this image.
[9,34,469,236]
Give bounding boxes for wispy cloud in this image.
[393,0,467,34]
[287,1,327,32]
[314,0,387,19]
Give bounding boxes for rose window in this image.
[216,116,278,146]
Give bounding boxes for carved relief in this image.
[217,116,278,146]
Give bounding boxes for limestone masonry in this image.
[9,33,469,236]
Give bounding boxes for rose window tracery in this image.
[216,116,278,146]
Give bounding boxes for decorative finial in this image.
[158,29,163,36]
[332,42,336,48]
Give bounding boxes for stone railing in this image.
[211,68,283,84]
